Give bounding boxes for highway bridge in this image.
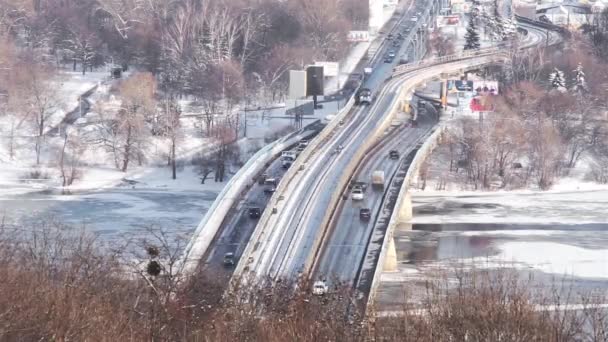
[178,0,441,282]
[180,2,565,315]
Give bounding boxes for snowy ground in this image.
[0,61,347,242]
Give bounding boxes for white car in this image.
[352,187,364,201]
[312,281,328,295]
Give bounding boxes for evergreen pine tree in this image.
[548,67,567,92]
[470,0,481,21]
[464,19,481,50]
[491,0,505,41]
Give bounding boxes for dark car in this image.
[387,33,393,40]
[223,252,235,267]
[349,180,368,192]
[360,208,371,220]
[389,150,399,160]
[392,40,400,47]
[539,15,551,23]
[398,59,409,65]
[264,186,276,194]
[384,56,394,63]
[248,207,261,219]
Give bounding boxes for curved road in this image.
[233,16,560,288]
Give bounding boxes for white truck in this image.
[281,151,297,168]
[372,170,385,190]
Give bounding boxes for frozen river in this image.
[0,189,219,242]
[376,190,608,313]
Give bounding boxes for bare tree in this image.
[429,28,455,57]
[21,64,58,165]
[93,73,155,172]
[58,126,84,187]
[290,0,350,60]
[64,28,99,75]
[162,96,182,180]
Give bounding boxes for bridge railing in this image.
[178,123,319,277]
[231,92,360,280]
[365,19,566,315]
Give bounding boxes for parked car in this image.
[398,58,409,65]
[360,208,371,220]
[387,33,394,40]
[388,50,396,58]
[384,56,394,63]
[264,186,276,194]
[352,186,364,201]
[223,252,235,267]
[248,207,261,219]
[312,281,328,295]
[389,150,399,160]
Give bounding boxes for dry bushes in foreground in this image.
[0,221,606,341]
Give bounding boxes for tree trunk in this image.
[121,125,132,172]
[60,133,68,187]
[171,138,176,180]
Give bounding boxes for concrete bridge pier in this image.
[397,190,413,223]
[383,191,413,271]
[384,235,398,272]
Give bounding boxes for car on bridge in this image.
[312,281,328,295]
[389,150,400,159]
[223,252,235,267]
[349,180,368,192]
[351,186,364,201]
[248,207,261,219]
[355,88,373,105]
[360,208,371,221]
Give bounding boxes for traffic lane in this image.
[249,105,370,278]
[364,1,423,93]
[318,125,433,285]
[281,72,410,278]
[204,157,286,269]
[247,3,422,279]
[282,101,395,278]
[264,107,370,277]
[315,134,406,283]
[263,103,377,278]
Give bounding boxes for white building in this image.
[369,0,385,33]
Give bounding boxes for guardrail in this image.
[178,123,319,277]
[365,19,567,315]
[232,92,359,280]
[301,0,443,278]
[514,14,571,38]
[231,0,437,281]
[365,126,444,315]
